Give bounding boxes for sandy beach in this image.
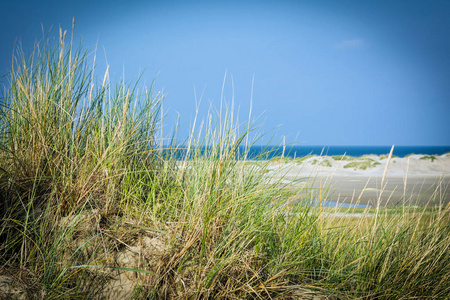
[266,153,450,207]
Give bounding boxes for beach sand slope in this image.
[266,154,450,206]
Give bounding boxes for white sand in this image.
[265,154,450,206]
[267,154,450,179]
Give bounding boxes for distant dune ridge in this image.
[266,153,450,206]
[268,153,450,177]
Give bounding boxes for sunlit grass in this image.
[0,26,449,299]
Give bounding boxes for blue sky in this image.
[1,0,449,145]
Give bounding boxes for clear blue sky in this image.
[1,0,449,145]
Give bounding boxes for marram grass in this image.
[0,27,449,299]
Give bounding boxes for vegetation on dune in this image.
[343,160,381,170]
[379,154,398,160]
[420,155,437,162]
[0,27,449,299]
[311,158,332,167]
[293,154,317,163]
[331,155,355,161]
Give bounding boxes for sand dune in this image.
[267,153,450,206]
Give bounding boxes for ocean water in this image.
[163,145,450,160]
[244,145,450,159]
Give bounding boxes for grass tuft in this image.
[420,155,437,162]
[343,160,381,170]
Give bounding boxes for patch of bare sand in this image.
[2,208,169,299]
[0,275,27,299]
[63,211,168,299]
[102,235,166,299]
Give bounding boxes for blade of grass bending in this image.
[374,145,394,229]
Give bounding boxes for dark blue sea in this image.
[244,145,450,159]
[163,145,450,160]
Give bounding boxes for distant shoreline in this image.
[162,145,450,160]
[244,145,450,159]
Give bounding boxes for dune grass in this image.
[343,160,381,171]
[0,28,449,299]
[332,155,355,161]
[420,155,437,162]
[310,158,332,167]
